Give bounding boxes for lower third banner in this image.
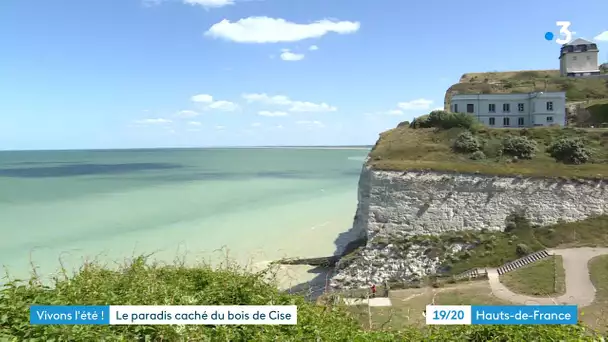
[426,305,577,325]
[30,305,298,325]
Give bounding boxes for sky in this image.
[1,0,608,150]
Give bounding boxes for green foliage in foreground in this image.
[0,258,604,341]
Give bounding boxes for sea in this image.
[0,148,369,289]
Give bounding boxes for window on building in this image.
[546,102,554,111]
[503,103,510,113]
[453,104,458,113]
[572,56,577,61]
[518,117,524,126]
[467,104,474,113]
[488,104,495,113]
[567,46,574,52]
[503,117,510,126]
[518,103,525,112]
[547,116,554,123]
[489,117,495,126]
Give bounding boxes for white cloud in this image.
[133,118,172,124]
[175,110,200,118]
[207,100,239,111]
[309,45,319,51]
[215,125,226,130]
[251,122,262,127]
[191,94,214,103]
[258,110,288,117]
[431,107,445,111]
[280,50,305,61]
[243,93,337,112]
[183,0,234,8]
[191,94,239,111]
[289,101,336,112]
[397,98,433,111]
[205,17,360,43]
[595,31,608,41]
[243,93,292,105]
[386,109,403,116]
[296,120,325,128]
[188,121,202,126]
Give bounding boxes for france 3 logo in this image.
[545,22,574,45]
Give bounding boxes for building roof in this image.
[563,38,595,46]
[451,91,566,99]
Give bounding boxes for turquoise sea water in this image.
[0,148,368,285]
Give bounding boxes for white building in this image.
[559,38,600,77]
[450,92,566,128]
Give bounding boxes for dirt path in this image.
[488,247,608,306]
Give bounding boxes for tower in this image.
[559,38,600,77]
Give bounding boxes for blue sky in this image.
[1,0,607,150]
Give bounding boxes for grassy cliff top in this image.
[444,70,608,107]
[369,117,608,178]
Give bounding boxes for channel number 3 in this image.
[556,21,573,45]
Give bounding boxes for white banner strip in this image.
[108,305,297,325]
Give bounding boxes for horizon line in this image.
[0,145,374,152]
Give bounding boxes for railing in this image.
[497,250,551,275]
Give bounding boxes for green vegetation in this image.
[547,137,591,164]
[346,282,509,329]
[445,70,608,105]
[409,110,480,130]
[368,214,608,278]
[582,255,608,330]
[371,111,608,178]
[586,101,608,125]
[500,255,566,296]
[344,282,603,339]
[442,214,608,275]
[2,258,603,341]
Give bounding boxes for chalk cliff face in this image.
[330,164,608,289]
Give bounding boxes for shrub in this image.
[426,110,451,127]
[410,115,432,128]
[482,139,504,158]
[441,112,479,129]
[516,243,533,257]
[546,138,591,164]
[2,257,603,341]
[470,150,486,160]
[502,135,537,159]
[397,120,410,128]
[410,111,480,130]
[453,131,481,153]
[504,211,531,233]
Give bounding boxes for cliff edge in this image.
[330,120,608,289]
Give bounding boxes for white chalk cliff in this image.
[330,162,608,289]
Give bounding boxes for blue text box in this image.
[471,305,577,325]
[30,305,110,325]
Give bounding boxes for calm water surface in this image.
[0,148,368,285]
